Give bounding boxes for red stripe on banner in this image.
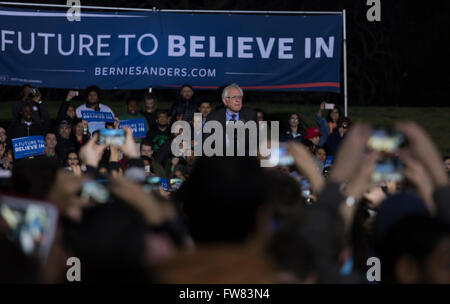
[241,82,341,89]
[162,82,340,90]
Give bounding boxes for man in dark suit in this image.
[204,84,258,156]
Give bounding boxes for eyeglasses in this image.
[226,95,243,101]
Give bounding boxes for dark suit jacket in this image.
[204,107,258,156]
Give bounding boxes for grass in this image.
[1,100,449,155]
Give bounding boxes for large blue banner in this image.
[0,8,342,92]
[12,135,45,159]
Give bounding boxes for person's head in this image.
[21,84,30,97]
[74,119,84,137]
[288,113,300,129]
[199,101,212,118]
[304,127,321,146]
[140,141,154,158]
[377,216,450,284]
[143,93,157,112]
[444,156,450,173]
[156,110,169,127]
[58,120,72,140]
[66,151,79,167]
[5,148,13,161]
[326,106,342,123]
[45,133,57,150]
[175,156,269,243]
[19,105,32,122]
[0,127,7,143]
[315,147,327,163]
[66,105,76,120]
[180,84,194,101]
[222,83,243,113]
[69,202,152,282]
[126,97,138,115]
[338,117,352,135]
[9,156,60,198]
[255,109,265,122]
[86,85,100,106]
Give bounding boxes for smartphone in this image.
[169,178,183,192]
[324,103,335,110]
[267,143,294,167]
[0,194,58,263]
[69,90,79,98]
[148,88,152,93]
[300,177,313,204]
[368,129,405,182]
[367,129,405,155]
[372,158,404,183]
[98,129,125,146]
[78,180,109,204]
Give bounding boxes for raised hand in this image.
[79,133,107,168]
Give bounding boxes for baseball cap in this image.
[304,127,322,140]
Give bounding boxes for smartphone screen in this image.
[79,180,109,204]
[99,129,125,146]
[368,129,405,182]
[367,129,405,154]
[372,158,404,183]
[0,194,58,263]
[325,103,335,110]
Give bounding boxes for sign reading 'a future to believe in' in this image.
[12,136,45,159]
[0,8,342,91]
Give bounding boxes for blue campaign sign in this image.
[160,178,169,192]
[325,155,333,167]
[0,8,342,92]
[119,118,147,138]
[12,136,45,159]
[81,111,115,122]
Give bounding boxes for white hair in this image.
[222,83,243,100]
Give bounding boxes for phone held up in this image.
[98,129,125,146]
[367,128,406,183]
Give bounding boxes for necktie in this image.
[230,114,236,122]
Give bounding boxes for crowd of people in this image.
[0,83,450,284]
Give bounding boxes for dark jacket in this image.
[57,100,76,126]
[204,107,258,156]
[12,100,50,131]
[140,109,159,130]
[280,130,304,143]
[325,128,344,156]
[55,134,76,161]
[170,100,198,124]
[7,119,45,140]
